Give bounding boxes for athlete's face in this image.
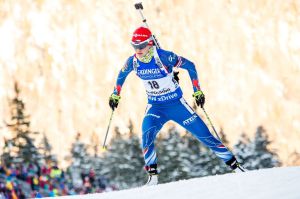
[134,45,152,59]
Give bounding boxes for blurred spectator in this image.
[0,160,116,197]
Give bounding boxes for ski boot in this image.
[145,164,158,186]
[226,156,247,173]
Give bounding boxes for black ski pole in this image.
[102,110,114,150]
[201,107,222,141]
[134,2,161,49]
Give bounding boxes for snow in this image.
[47,167,300,199]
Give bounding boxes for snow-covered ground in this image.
[49,167,300,199]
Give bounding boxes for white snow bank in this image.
[47,167,300,199]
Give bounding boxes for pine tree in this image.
[100,127,123,187]
[88,131,105,186]
[204,128,231,176]
[125,120,146,187]
[2,82,41,165]
[38,133,56,164]
[189,103,229,176]
[87,156,105,190]
[250,126,281,169]
[233,126,281,170]
[181,131,205,178]
[183,126,230,177]
[199,147,230,176]
[233,133,253,169]
[68,132,92,187]
[101,122,145,189]
[2,137,14,165]
[157,127,191,183]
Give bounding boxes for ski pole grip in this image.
[134,2,143,10]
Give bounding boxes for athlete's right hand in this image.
[109,94,121,110]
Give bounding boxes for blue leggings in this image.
[142,98,233,167]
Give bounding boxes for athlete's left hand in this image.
[109,94,121,110]
[193,90,205,108]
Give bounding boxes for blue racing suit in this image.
[113,47,233,167]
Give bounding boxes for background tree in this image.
[157,127,192,183]
[101,122,144,189]
[181,130,209,178]
[38,133,57,164]
[67,132,92,188]
[250,126,281,169]
[2,82,41,165]
[201,127,232,176]
[234,126,281,170]
[125,120,146,187]
[233,132,253,169]
[189,104,230,175]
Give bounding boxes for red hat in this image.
[131,27,152,43]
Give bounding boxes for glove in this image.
[193,90,205,108]
[109,94,121,110]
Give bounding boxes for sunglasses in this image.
[131,38,152,50]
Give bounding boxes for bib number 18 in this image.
[148,81,160,89]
